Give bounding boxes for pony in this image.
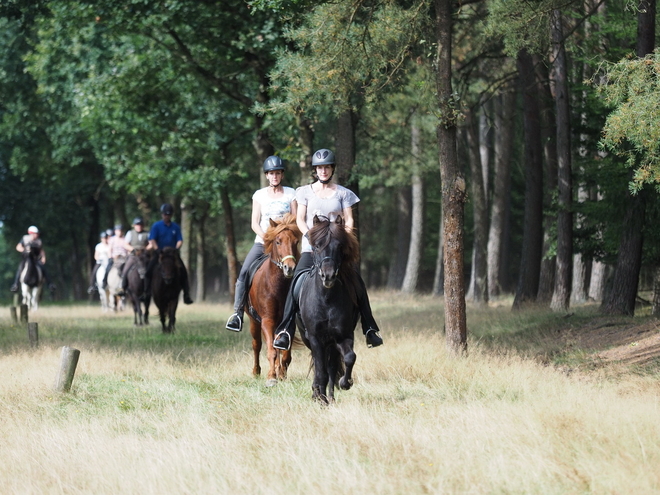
[246,214,301,386]
[297,215,361,404]
[125,249,151,326]
[106,256,126,312]
[20,242,44,311]
[151,247,182,333]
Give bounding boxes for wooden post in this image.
[54,346,81,393]
[10,306,17,323]
[20,304,28,324]
[27,322,38,348]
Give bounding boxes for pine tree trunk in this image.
[488,87,514,298]
[550,10,573,312]
[195,205,208,302]
[402,120,424,293]
[588,261,607,301]
[295,109,314,187]
[387,187,411,289]
[513,50,544,309]
[432,210,445,296]
[465,109,488,305]
[336,109,360,234]
[221,187,239,303]
[436,0,466,354]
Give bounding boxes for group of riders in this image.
[9,148,383,349]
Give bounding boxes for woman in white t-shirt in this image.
[225,156,298,332]
[87,231,111,294]
[273,148,383,351]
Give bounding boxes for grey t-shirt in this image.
[296,184,359,253]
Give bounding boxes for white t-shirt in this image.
[296,184,359,253]
[252,186,296,244]
[95,242,111,264]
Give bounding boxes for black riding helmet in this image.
[133,216,144,225]
[263,156,285,173]
[160,203,174,215]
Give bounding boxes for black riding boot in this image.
[356,276,383,348]
[273,287,298,350]
[226,279,247,332]
[10,261,24,292]
[180,264,193,305]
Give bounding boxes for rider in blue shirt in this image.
[143,203,193,304]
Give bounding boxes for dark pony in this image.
[126,249,151,326]
[20,242,44,311]
[151,247,181,333]
[247,213,301,386]
[298,215,361,404]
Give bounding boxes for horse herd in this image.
[17,215,362,404]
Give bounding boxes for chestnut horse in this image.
[246,214,300,386]
[297,215,360,404]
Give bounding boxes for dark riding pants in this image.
[232,243,265,312]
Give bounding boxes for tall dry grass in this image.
[1,293,659,494]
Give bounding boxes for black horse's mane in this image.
[307,216,361,275]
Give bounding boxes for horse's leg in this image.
[261,317,280,385]
[250,318,262,377]
[308,335,329,404]
[326,346,339,403]
[144,298,150,325]
[170,300,177,333]
[337,338,356,391]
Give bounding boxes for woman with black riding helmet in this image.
[272,148,383,351]
[225,156,298,332]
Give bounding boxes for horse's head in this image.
[264,214,301,279]
[26,241,42,260]
[158,247,179,285]
[135,249,149,279]
[308,215,360,289]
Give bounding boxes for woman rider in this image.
[272,148,383,351]
[225,156,298,332]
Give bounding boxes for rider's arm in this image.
[290,199,298,219]
[175,240,182,249]
[148,239,158,251]
[40,249,47,264]
[342,206,355,232]
[251,199,267,239]
[297,203,308,237]
[123,232,134,252]
[16,242,25,253]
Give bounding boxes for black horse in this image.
[297,215,361,404]
[20,242,44,311]
[125,249,151,326]
[151,247,182,333]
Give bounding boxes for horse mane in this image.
[263,213,301,257]
[307,216,361,269]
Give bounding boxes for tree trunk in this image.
[550,9,573,312]
[488,86,515,298]
[387,186,411,289]
[436,0,466,354]
[512,50,544,309]
[535,59,558,303]
[195,205,208,302]
[588,261,607,301]
[465,109,488,305]
[601,0,655,315]
[221,187,239,302]
[180,201,192,276]
[336,108,360,235]
[296,109,314,186]
[402,119,424,293]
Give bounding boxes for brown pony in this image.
[247,213,301,386]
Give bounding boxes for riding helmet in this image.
[114,224,123,231]
[105,228,114,237]
[263,156,285,173]
[311,149,335,167]
[133,217,144,225]
[100,231,108,238]
[27,225,39,234]
[160,203,174,215]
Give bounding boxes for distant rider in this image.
[10,225,55,292]
[118,217,150,295]
[143,203,193,305]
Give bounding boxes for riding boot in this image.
[141,256,157,301]
[180,264,193,305]
[273,290,298,350]
[356,275,383,348]
[226,279,247,332]
[10,261,24,292]
[103,260,113,289]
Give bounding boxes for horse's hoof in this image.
[265,378,278,387]
[339,377,353,390]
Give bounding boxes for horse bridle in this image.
[272,254,296,271]
[314,255,340,279]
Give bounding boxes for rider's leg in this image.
[179,261,193,305]
[119,257,134,294]
[88,263,100,293]
[39,262,55,291]
[355,272,383,348]
[10,259,25,292]
[226,243,264,332]
[103,259,114,288]
[141,255,158,300]
[273,252,313,350]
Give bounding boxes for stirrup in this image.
[273,331,291,351]
[365,328,383,348]
[226,313,242,332]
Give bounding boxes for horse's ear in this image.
[313,215,321,225]
[335,215,343,226]
[269,218,277,228]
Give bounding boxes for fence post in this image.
[10,306,18,323]
[27,322,39,348]
[54,346,81,393]
[20,304,28,324]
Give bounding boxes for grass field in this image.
[1,292,659,494]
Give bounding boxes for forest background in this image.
[1,0,659,330]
